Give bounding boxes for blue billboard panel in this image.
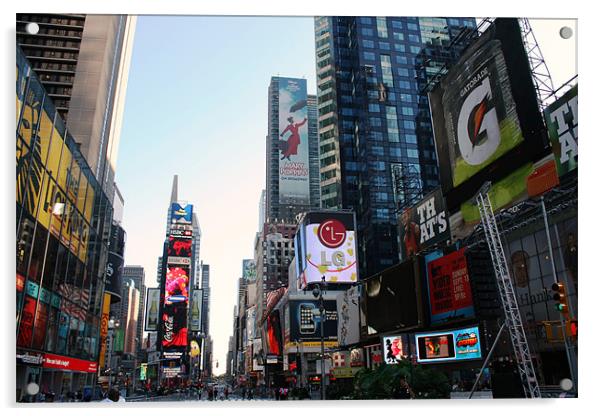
[415,325,482,363]
[171,203,193,225]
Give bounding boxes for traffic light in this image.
[551,282,570,318]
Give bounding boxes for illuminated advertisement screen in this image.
[170,202,193,225]
[429,19,547,213]
[299,212,358,289]
[415,325,482,363]
[426,248,475,325]
[167,236,192,258]
[382,335,404,365]
[278,77,310,204]
[266,310,283,356]
[189,289,202,332]
[144,288,160,332]
[162,267,190,352]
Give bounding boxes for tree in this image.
[351,359,450,400]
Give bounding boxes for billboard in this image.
[287,299,338,346]
[171,202,193,225]
[104,224,125,301]
[544,85,578,176]
[189,289,202,332]
[398,189,450,261]
[382,335,405,365]
[337,286,360,347]
[161,266,190,356]
[364,259,422,334]
[297,212,358,289]
[429,18,548,213]
[242,259,256,281]
[266,310,283,357]
[415,325,482,363]
[246,306,257,344]
[278,77,310,204]
[167,236,192,258]
[426,248,475,325]
[145,288,161,332]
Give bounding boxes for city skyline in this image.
[114,16,576,376]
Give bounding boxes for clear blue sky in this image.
[115,16,317,375]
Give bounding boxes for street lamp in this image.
[311,276,327,401]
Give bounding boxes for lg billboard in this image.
[296,211,358,289]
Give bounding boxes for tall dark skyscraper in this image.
[123,266,146,362]
[16,14,137,198]
[265,77,320,223]
[314,16,476,277]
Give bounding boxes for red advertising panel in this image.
[43,353,98,373]
[167,236,192,258]
[427,248,473,317]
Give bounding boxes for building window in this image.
[380,54,393,88]
[401,106,414,116]
[410,46,422,54]
[403,120,415,129]
[397,68,409,77]
[405,134,417,144]
[368,103,380,113]
[407,148,419,158]
[361,28,374,37]
[394,44,406,53]
[408,23,418,31]
[378,42,390,50]
[362,39,375,48]
[363,51,376,61]
[359,17,373,25]
[370,117,382,127]
[408,34,421,43]
[376,17,388,38]
[392,21,403,29]
[392,32,404,41]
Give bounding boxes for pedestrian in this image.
[225,387,229,400]
[101,388,125,403]
[392,377,415,399]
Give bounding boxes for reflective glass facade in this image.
[16,46,114,399]
[314,16,476,277]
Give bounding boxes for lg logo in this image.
[457,76,501,166]
[318,219,346,248]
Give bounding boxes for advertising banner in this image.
[426,248,475,325]
[42,353,98,373]
[382,335,404,364]
[246,306,257,344]
[299,212,358,289]
[168,228,193,239]
[398,189,450,261]
[544,85,578,176]
[337,286,360,347]
[365,259,421,334]
[415,325,482,363]
[140,363,147,381]
[288,299,338,345]
[189,289,203,332]
[189,336,203,359]
[170,202,193,225]
[429,19,547,212]
[278,77,310,204]
[162,266,190,354]
[98,293,112,368]
[145,288,160,332]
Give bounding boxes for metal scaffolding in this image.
[475,185,542,398]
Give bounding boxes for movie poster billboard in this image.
[246,306,257,344]
[382,335,405,364]
[429,19,547,213]
[170,202,193,225]
[426,248,475,325]
[145,288,160,332]
[544,85,578,176]
[298,212,358,289]
[415,325,482,363]
[242,259,256,281]
[266,310,283,357]
[398,189,450,261]
[287,299,338,347]
[278,77,310,205]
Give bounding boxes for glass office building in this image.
[16,46,114,400]
[314,16,476,277]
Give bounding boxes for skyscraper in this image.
[16,14,137,197]
[265,77,320,224]
[123,266,146,362]
[313,16,476,277]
